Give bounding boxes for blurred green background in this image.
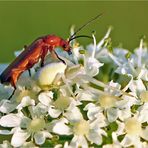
[0,1,148,63]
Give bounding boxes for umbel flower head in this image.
[0,28,148,148]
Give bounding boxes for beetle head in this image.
[60,39,72,55]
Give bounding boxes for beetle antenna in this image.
[69,35,93,42]
[69,13,103,41]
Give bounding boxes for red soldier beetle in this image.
[0,13,103,99]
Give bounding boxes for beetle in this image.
[0,13,102,98]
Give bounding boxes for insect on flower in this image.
[0,13,103,98]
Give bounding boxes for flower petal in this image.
[107,108,118,122]
[85,57,103,77]
[129,79,146,96]
[34,131,45,145]
[11,128,30,147]
[64,107,83,123]
[70,135,88,148]
[87,129,102,145]
[84,103,102,120]
[0,129,14,135]
[49,118,72,135]
[48,106,61,118]
[138,103,148,123]
[140,127,148,141]
[0,99,17,113]
[120,135,133,147]
[16,96,35,110]
[0,114,21,127]
[76,90,97,102]
[38,91,53,106]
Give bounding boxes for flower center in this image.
[99,94,117,109]
[27,118,46,133]
[140,91,148,102]
[73,120,89,136]
[125,118,141,135]
[54,96,71,110]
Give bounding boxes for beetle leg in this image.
[8,88,16,100]
[28,69,31,77]
[11,72,19,89]
[7,70,18,100]
[8,67,25,99]
[52,51,66,64]
[10,68,24,89]
[40,46,48,67]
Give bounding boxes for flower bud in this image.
[37,62,67,86]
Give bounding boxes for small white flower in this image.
[115,116,148,148]
[84,34,104,77]
[0,107,52,147]
[85,57,104,77]
[38,91,61,118]
[66,102,107,146]
[38,91,74,118]
[70,119,106,147]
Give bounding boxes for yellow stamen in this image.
[125,118,141,135]
[73,120,89,136]
[27,118,46,133]
[99,94,117,109]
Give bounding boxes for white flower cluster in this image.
[0,28,148,148]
